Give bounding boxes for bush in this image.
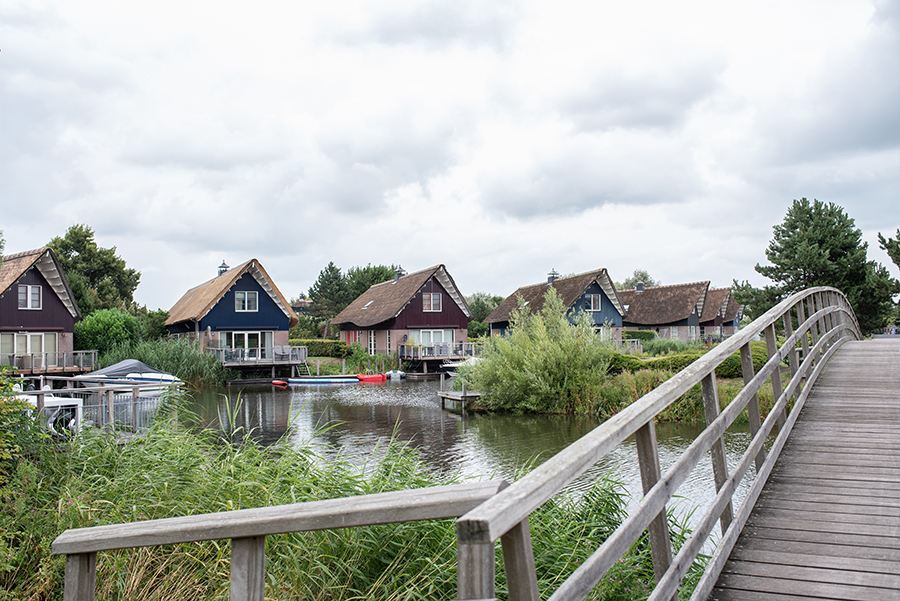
[74,308,143,354]
[623,330,656,342]
[101,338,234,387]
[290,339,348,358]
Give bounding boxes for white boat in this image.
[75,359,182,395]
[15,384,84,437]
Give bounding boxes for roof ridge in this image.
[370,264,439,288]
[2,247,47,261]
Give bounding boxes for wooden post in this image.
[132,386,139,432]
[63,552,96,601]
[231,536,265,601]
[457,540,495,600]
[635,421,674,587]
[763,323,786,429]
[106,389,114,429]
[462,382,468,418]
[342,358,345,375]
[316,360,320,376]
[797,298,810,365]
[782,310,799,378]
[739,343,765,472]
[500,519,539,601]
[701,373,733,533]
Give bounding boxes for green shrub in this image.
[623,330,655,342]
[290,339,348,358]
[74,308,143,354]
[101,338,234,387]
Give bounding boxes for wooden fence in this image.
[52,481,507,601]
[455,287,861,600]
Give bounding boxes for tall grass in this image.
[0,392,704,600]
[101,338,235,387]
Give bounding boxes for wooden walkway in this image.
[710,338,900,600]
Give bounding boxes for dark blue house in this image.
[165,259,298,361]
[485,268,625,341]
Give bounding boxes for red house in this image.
[332,265,472,358]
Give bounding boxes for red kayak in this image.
[272,380,288,388]
[356,373,386,383]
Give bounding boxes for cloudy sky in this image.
[2,0,900,310]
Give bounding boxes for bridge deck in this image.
[710,338,900,600]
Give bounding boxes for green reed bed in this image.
[101,338,235,387]
[0,397,703,600]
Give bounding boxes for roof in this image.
[700,287,732,322]
[485,268,624,324]
[165,259,298,328]
[332,265,471,328]
[0,248,81,319]
[618,281,710,325]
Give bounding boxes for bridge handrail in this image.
[455,287,861,600]
[52,480,507,601]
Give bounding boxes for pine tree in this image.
[307,262,349,338]
[733,198,898,334]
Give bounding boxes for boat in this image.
[15,385,84,437]
[356,373,387,383]
[287,375,359,385]
[75,359,182,395]
[386,370,406,380]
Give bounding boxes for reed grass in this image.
[0,392,705,600]
[101,338,235,387]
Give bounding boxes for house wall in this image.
[625,314,701,342]
[0,266,76,336]
[199,272,291,333]
[567,282,624,328]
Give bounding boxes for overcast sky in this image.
[3,0,900,310]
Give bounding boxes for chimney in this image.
[547,268,559,285]
[218,261,229,277]
[393,266,406,284]
[636,281,644,292]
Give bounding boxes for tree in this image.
[345,264,400,300]
[616,269,660,290]
[308,262,350,338]
[732,198,899,334]
[879,229,900,272]
[48,224,141,315]
[466,291,504,338]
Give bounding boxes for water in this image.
[188,378,761,544]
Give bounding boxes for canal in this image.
[189,377,760,547]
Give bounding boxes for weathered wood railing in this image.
[455,287,861,600]
[1,350,97,372]
[52,480,507,601]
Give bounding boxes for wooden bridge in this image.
[50,287,900,600]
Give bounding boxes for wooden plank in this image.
[231,536,265,601]
[53,480,506,555]
[713,571,897,601]
[63,553,96,601]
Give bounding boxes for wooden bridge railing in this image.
[455,287,862,601]
[51,480,507,601]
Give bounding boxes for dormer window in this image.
[423,293,442,312]
[18,285,41,310]
[235,291,258,312]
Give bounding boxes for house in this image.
[485,269,625,341]
[618,281,710,342]
[165,259,299,361]
[699,287,742,338]
[0,248,84,371]
[331,265,471,356]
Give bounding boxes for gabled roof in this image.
[0,248,81,319]
[618,281,709,325]
[165,259,298,328]
[486,268,624,324]
[700,287,731,322]
[333,264,471,328]
[722,294,743,323]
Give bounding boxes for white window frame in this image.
[235,291,258,312]
[18,285,42,310]
[670,326,679,339]
[368,330,377,355]
[423,293,442,312]
[689,325,697,340]
[585,294,602,312]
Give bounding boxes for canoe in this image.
[287,375,359,385]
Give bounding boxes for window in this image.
[585,294,602,312]
[423,293,442,312]
[18,285,42,310]
[670,326,679,339]
[689,326,697,340]
[235,291,258,312]
[368,330,377,355]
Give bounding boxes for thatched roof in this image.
[700,287,732,322]
[0,248,81,319]
[618,281,709,325]
[165,259,298,328]
[333,265,471,328]
[485,268,624,324]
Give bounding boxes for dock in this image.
[437,373,482,416]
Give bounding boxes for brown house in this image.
[619,281,710,342]
[485,268,625,341]
[0,248,82,370]
[332,265,471,355]
[699,287,743,338]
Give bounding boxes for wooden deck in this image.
[710,338,900,600]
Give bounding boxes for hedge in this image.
[604,341,774,379]
[289,339,349,358]
[623,330,656,342]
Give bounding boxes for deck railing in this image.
[455,287,861,600]
[0,350,97,372]
[205,345,308,365]
[399,342,483,360]
[52,480,507,601]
